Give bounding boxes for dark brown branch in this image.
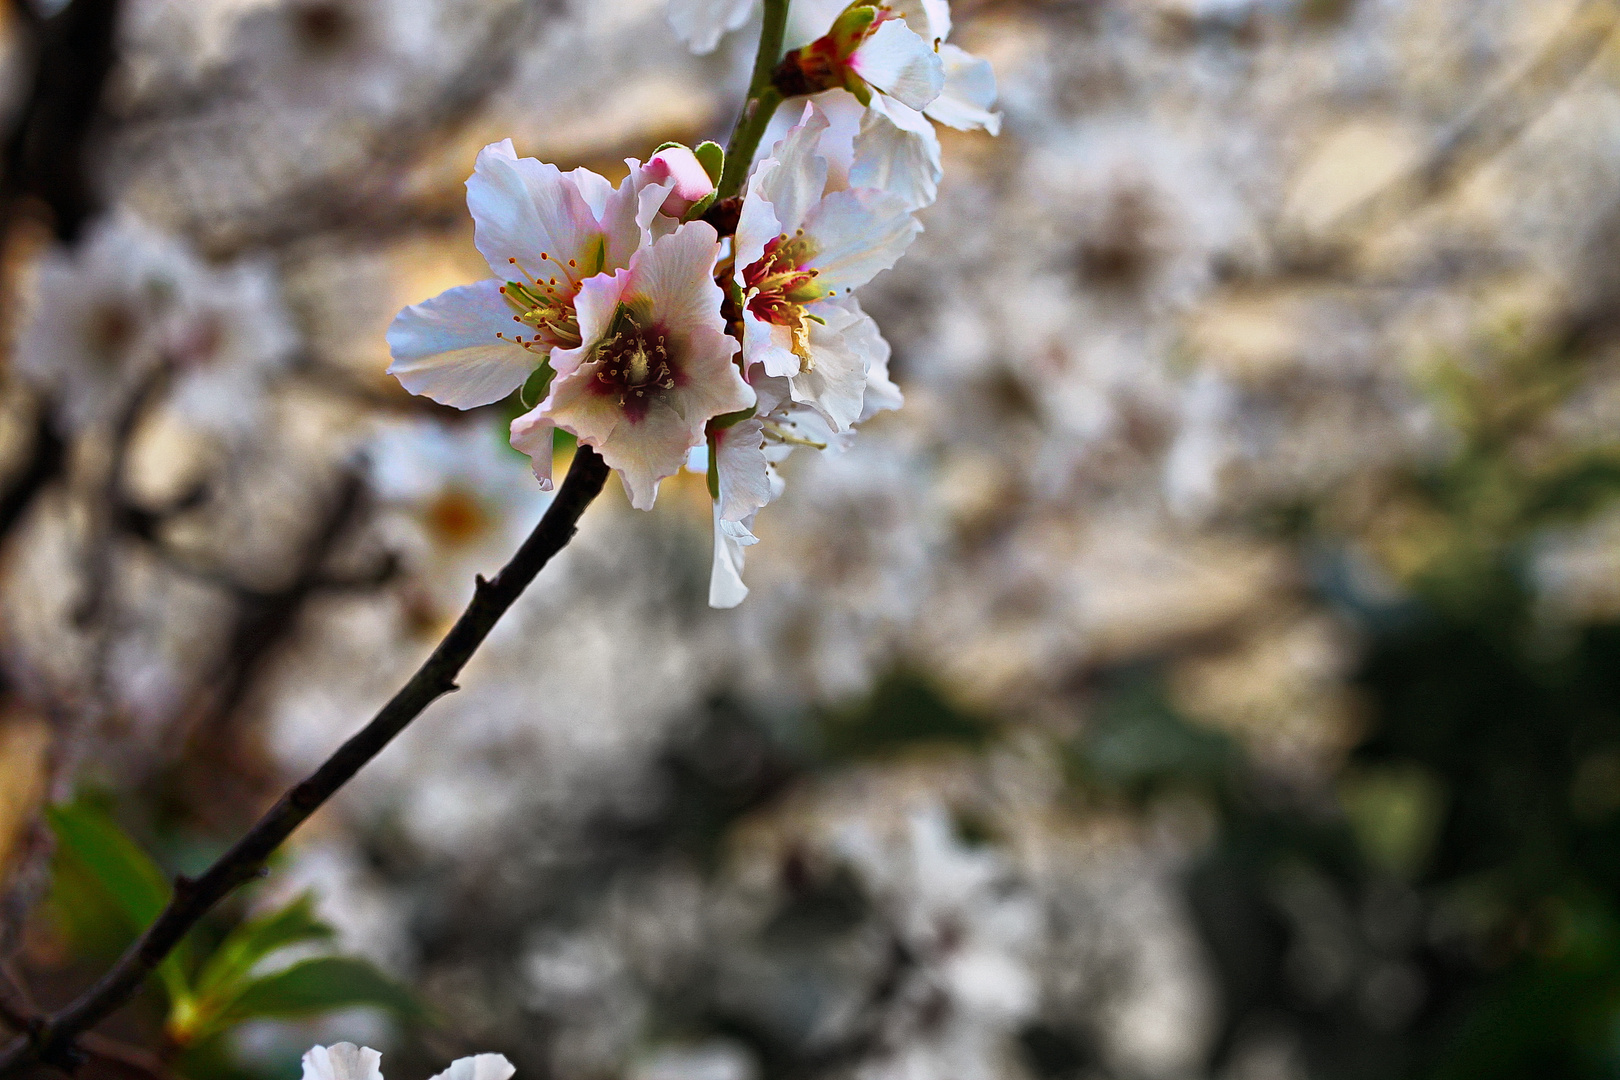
[0,405,62,549]
[0,446,612,1076]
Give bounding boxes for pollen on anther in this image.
[509,257,517,263]
[568,259,577,267]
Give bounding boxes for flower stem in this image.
[717,0,791,200]
[0,447,613,1077]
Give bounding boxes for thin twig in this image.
[0,446,612,1075]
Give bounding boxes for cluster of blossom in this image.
[17,216,295,441]
[385,0,998,606]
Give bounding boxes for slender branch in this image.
[0,446,612,1076]
[716,0,791,200]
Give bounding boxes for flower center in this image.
[593,310,676,417]
[497,253,584,352]
[741,232,826,365]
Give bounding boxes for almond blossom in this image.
[736,103,917,431]
[301,1044,514,1080]
[387,139,711,487]
[519,221,752,510]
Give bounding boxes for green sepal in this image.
[653,140,689,154]
[827,5,877,55]
[711,405,757,430]
[707,428,721,500]
[683,191,718,223]
[845,71,873,106]
[519,359,557,410]
[694,141,725,184]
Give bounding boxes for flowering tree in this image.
[0,0,997,1072]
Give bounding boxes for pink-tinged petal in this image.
[925,44,1001,134]
[386,279,534,408]
[598,158,677,270]
[648,145,716,216]
[790,305,867,431]
[548,382,696,509]
[802,188,920,295]
[509,405,555,490]
[667,0,757,54]
[714,417,771,521]
[569,166,616,221]
[624,222,728,343]
[466,140,604,284]
[741,305,800,378]
[735,174,784,281]
[849,19,943,111]
[758,103,830,236]
[709,504,754,608]
[853,95,941,210]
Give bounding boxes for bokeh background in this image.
[5,1,1620,1078]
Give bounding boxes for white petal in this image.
[925,44,1001,134]
[782,0,846,49]
[741,306,800,379]
[509,406,555,490]
[427,1056,515,1080]
[758,103,831,236]
[625,221,728,344]
[790,307,867,431]
[803,188,920,295]
[836,299,904,421]
[735,174,784,283]
[552,269,630,378]
[714,417,771,521]
[386,280,534,408]
[849,19,943,111]
[854,95,942,211]
[709,502,752,608]
[667,0,757,54]
[302,1045,383,1080]
[466,140,604,284]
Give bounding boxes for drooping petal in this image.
[714,417,771,522]
[427,1056,515,1080]
[757,104,831,237]
[709,505,754,608]
[546,383,701,510]
[802,188,920,295]
[509,405,555,490]
[853,95,942,211]
[386,279,534,408]
[848,18,943,111]
[925,44,1001,134]
[667,0,757,54]
[466,140,604,285]
[302,1045,383,1080]
[834,298,904,421]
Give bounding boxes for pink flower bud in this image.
[648,145,716,217]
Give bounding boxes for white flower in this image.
[387,139,690,487]
[736,103,918,431]
[301,1045,513,1080]
[163,258,297,439]
[17,215,193,433]
[521,221,752,510]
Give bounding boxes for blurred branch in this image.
[0,405,63,544]
[1,0,122,241]
[0,445,611,1076]
[76,1034,182,1080]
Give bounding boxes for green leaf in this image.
[45,800,193,1003]
[519,359,556,410]
[212,957,417,1028]
[192,895,334,1000]
[694,142,725,185]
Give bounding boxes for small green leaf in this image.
[519,359,556,410]
[653,140,689,154]
[682,192,718,223]
[192,895,334,1000]
[213,957,417,1028]
[694,142,725,185]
